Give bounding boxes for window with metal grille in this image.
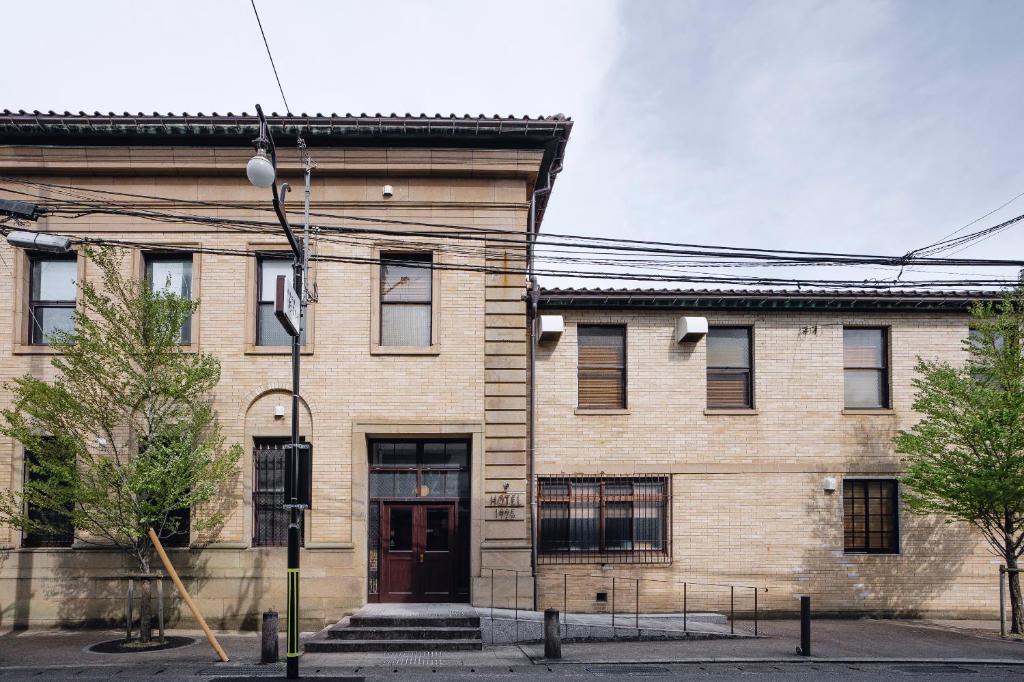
[380,253,432,347]
[252,437,304,547]
[22,448,74,548]
[257,255,305,346]
[537,476,669,564]
[843,479,899,554]
[707,327,753,408]
[577,325,627,409]
[28,254,77,345]
[844,328,889,408]
[145,253,193,344]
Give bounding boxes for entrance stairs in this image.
[305,604,482,652]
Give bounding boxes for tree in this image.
[895,287,1024,634]
[0,247,241,643]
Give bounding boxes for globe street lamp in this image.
[247,103,307,680]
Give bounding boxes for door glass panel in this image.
[388,508,413,551]
[425,509,449,551]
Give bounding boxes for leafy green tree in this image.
[896,288,1024,633]
[0,247,241,643]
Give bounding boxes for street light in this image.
[247,103,307,680]
[246,148,276,189]
[6,229,72,254]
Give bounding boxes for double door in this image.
[380,503,457,602]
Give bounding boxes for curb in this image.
[533,657,1024,666]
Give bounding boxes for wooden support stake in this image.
[147,527,229,662]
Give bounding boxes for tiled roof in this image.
[0,109,571,139]
[538,287,1005,312]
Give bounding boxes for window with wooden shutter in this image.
[843,328,888,408]
[707,327,753,408]
[843,479,899,553]
[577,325,626,409]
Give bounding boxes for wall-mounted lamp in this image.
[823,477,837,493]
[274,404,286,419]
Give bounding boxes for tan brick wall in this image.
[0,146,536,629]
[533,309,999,617]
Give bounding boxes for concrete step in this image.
[327,626,481,641]
[304,638,483,653]
[349,615,480,629]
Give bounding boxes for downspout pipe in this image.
[527,149,562,611]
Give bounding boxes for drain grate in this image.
[892,664,975,675]
[384,652,451,666]
[587,665,671,676]
[200,663,284,676]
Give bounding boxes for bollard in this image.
[262,609,280,663]
[798,596,811,656]
[544,608,562,660]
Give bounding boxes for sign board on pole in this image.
[274,274,301,337]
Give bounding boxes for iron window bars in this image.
[537,474,670,565]
[706,327,753,409]
[843,479,899,554]
[252,437,305,547]
[22,448,74,548]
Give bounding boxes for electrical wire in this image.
[249,0,291,114]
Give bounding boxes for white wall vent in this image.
[537,315,564,342]
[675,316,708,343]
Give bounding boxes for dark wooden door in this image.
[381,505,416,602]
[420,505,456,600]
[380,503,458,602]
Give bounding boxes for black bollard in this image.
[798,596,811,656]
[262,609,280,663]
[544,608,562,660]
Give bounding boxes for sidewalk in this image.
[0,618,1020,678]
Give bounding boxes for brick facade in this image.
[532,305,999,617]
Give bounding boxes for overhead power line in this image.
[249,0,291,114]
[3,179,1023,271]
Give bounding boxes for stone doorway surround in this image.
[351,421,485,606]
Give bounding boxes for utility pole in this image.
[246,104,310,679]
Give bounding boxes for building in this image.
[0,110,1002,629]
[533,288,1000,618]
[0,110,568,629]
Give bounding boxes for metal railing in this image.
[482,567,766,644]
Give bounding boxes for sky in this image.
[4,0,1024,289]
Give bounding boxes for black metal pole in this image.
[286,258,302,679]
[254,104,304,680]
[799,595,811,656]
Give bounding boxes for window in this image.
[22,448,74,548]
[252,437,305,547]
[257,256,305,346]
[159,507,190,548]
[577,325,627,409]
[145,254,193,344]
[707,327,753,408]
[537,476,668,564]
[380,253,432,347]
[28,255,77,345]
[843,328,889,408]
[843,479,899,553]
